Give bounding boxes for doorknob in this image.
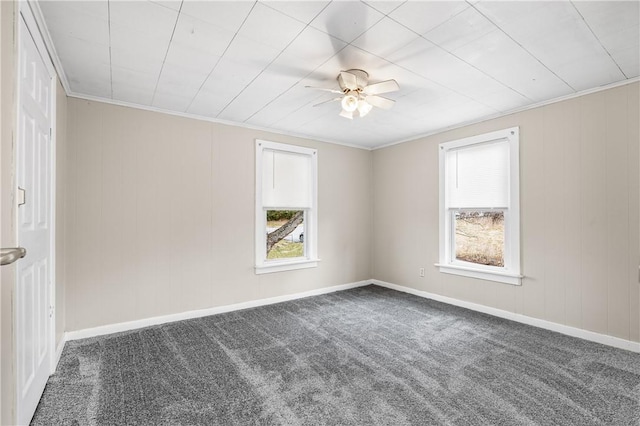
[0,247,27,266]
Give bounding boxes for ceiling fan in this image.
[306,69,399,119]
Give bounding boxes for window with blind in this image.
[255,140,318,274]
[437,127,521,285]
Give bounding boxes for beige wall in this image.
[373,82,640,343]
[64,99,373,331]
[0,1,16,423]
[55,79,67,347]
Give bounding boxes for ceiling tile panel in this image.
[362,1,406,16]
[388,37,526,111]
[367,62,437,93]
[453,32,573,102]
[111,85,154,106]
[605,42,640,80]
[155,63,209,98]
[47,31,110,69]
[185,89,220,118]
[274,26,347,74]
[426,9,573,102]
[67,76,112,99]
[111,66,157,105]
[261,1,330,24]
[573,1,640,78]
[149,1,182,12]
[223,33,282,69]
[309,45,389,83]
[171,13,236,58]
[180,1,254,33]
[474,90,527,114]
[218,71,302,122]
[389,1,469,35]
[46,32,110,96]
[418,100,495,132]
[352,17,421,59]
[39,1,109,46]
[476,1,626,91]
[109,23,170,65]
[247,85,328,128]
[163,44,221,75]
[272,103,333,132]
[109,1,178,40]
[187,58,264,117]
[39,0,108,21]
[152,91,194,112]
[239,3,307,51]
[423,6,494,52]
[310,1,385,43]
[110,46,164,77]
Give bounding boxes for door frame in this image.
[15,1,57,421]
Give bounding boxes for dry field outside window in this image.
[267,240,304,259]
[454,212,504,267]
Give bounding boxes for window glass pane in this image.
[454,211,504,267]
[262,150,312,208]
[446,140,509,208]
[266,210,305,260]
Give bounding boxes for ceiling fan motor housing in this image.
[338,69,369,92]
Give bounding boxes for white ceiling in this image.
[37,0,639,149]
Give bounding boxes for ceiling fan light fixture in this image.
[308,69,399,119]
[341,93,358,112]
[357,99,373,117]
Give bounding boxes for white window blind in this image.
[445,140,509,209]
[262,149,312,208]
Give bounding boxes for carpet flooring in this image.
[32,285,640,425]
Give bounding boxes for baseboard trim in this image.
[64,279,640,353]
[66,280,372,341]
[372,279,640,353]
[52,335,66,372]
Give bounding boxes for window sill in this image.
[255,258,320,275]
[435,263,522,286]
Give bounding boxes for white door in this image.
[16,12,55,426]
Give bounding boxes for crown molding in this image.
[66,91,373,151]
[374,77,640,150]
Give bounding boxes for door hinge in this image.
[49,305,54,318]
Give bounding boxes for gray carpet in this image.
[32,285,640,425]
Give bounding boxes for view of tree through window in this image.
[454,211,504,267]
[266,210,304,260]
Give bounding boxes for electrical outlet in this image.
[419,267,425,277]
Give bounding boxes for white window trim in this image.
[255,140,319,274]
[437,127,522,285]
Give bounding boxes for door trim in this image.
[15,1,57,423]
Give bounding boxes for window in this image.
[437,127,521,285]
[255,140,318,274]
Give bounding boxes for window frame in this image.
[437,127,522,285]
[255,140,319,274]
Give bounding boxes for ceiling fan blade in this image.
[363,79,400,95]
[313,97,341,107]
[339,71,358,90]
[305,86,343,95]
[339,109,353,120]
[364,95,395,110]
